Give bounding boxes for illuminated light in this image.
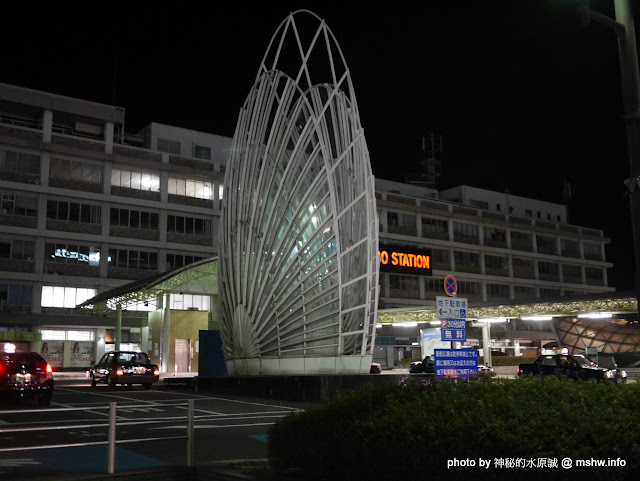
[116,367,124,376]
[3,343,16,353]
[482,318,508,323]
[392,322,418,327]
[578,313,612,319]
[412,342,419,346]
[153,368,160,376]
[375,324,383,328]
[522,315,552,321]
[429,321,441,326]
[46,364,53,373]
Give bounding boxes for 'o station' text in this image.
[378,244,432,275]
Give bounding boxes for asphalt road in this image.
[0,379,316,479]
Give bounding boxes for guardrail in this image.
[0,400,195,474]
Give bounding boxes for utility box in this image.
[198,330,228,377]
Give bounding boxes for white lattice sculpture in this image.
[219,10,379,375]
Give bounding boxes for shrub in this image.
[267,377,640,481]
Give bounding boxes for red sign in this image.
[444,275,457,296]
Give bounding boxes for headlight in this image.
[605,371,614,378]
[621,370,627,378]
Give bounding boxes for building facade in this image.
[0,81,616,371]
[0,82,227,369]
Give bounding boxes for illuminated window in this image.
[111,169,160,192]
[41,286,96,308]
[168,177,212,200]
[170,294,211,311]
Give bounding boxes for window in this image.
[0,283,32,306]
[50,158,102,184]
[111,168,160,192]
[166,253,206,270]
[583,243,602,261]
[585,267,604,282]
[0,238,35,260]
[1,194,37,216]
[510,230,532,251]
[387,211,417,235]
[454,251,480,267]
[167,215,212,236]
[45,243,100,266]
[458,281,481,296]
[536,235,556,255]
[108,248,158,270]
[389,274,420,298]
[192,144,211,160]
[168,177,213,200]
[425,278,444,293]
[563,264,582,283]
[514,285,536,298]
[0,149,40,174]
[485,255,508,273]
[525,209,532,217]
[110,208,159,230]
[41,329,95,341]
[486,283,509,297]
[431,248,450,268]
[40,286,96,308]
[421,217,448,239]
[218,184,224,200]
[170,294,211,311]
[540,288,561,298]
[453,222,479,243]
[157,138,180,154]
[483,227,507,247]
[47,200,100,224]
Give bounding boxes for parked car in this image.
[409,356,435,374]
[477,364,494,376]
[517,353,614,383]
[0,346,54,407]
[89,351,159,390]
[370,362,382,374]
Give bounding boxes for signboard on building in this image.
[378,244,432,276]
[434,348,478,378]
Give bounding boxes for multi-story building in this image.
[0,82,228,368]
[376,179,612,308]
[0,82,615,371]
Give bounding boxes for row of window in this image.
[0,149,40,175]
[51,158,102,184]
[392,275,598,299]
[391,212,602,259]
[3,284,212,310]
[2,238,209,271]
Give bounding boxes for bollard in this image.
[187,399,194,466]
[108,402,116,474]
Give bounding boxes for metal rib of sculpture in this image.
[219,10,379,375]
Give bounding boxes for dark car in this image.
[90,351,159,390]
[370,362,382,374]
[0,349,54,407]
[409,356,435,374]
[518,353,613,383]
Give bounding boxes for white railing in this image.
[0,400,195,474]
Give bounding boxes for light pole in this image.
[584,0,640,314]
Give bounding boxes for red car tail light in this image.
[153,368,160,376]
[116,367,124,376]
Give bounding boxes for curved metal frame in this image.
[219,10,379,374]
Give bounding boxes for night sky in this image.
[2,1,638,290]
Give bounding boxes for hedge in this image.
[267,376,640,480]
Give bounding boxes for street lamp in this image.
[583,0,640,313]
